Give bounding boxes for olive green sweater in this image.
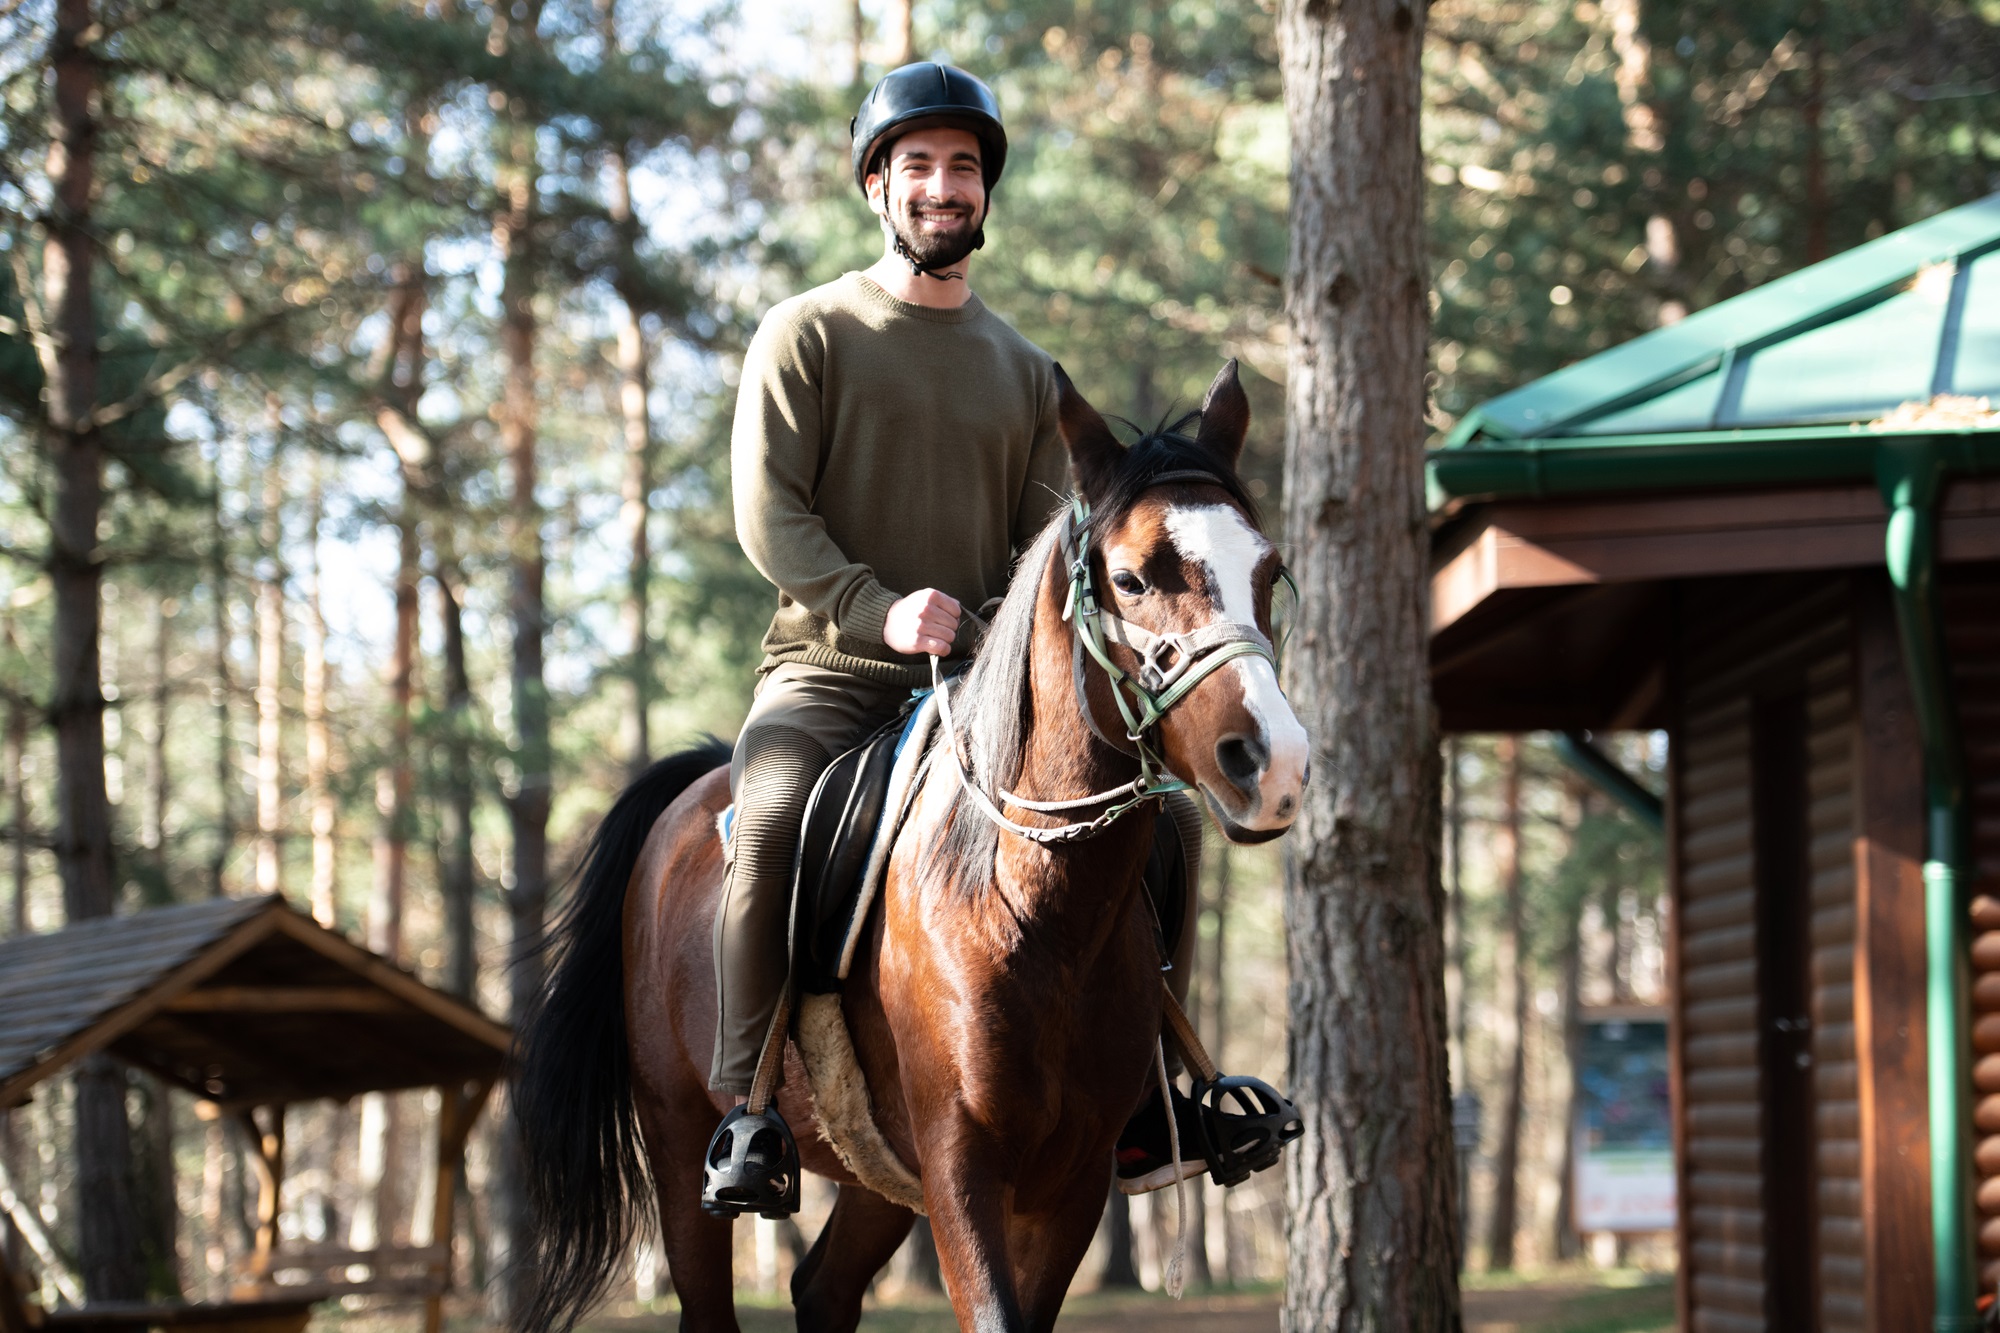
[731,273,1069,686]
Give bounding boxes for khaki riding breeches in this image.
[712,664,909,1094]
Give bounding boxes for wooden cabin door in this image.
[1754,692,1819,1331]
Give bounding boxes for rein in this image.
[931,477,1295,845]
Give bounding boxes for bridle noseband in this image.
[931,473,1295,845]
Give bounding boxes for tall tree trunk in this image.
[255,401,286,897]
[1553,904,1583,1262]
[303,468,336,927]
[40,0,144,1300]
[1100,1188,1140,1289]
[605,97,654,782]
[6,613,27,936]
[1277,0,1455,1326]
[493,7,551,1317]
[436,564,477,999]
[142,598,170,877]
[885,0,913,65]
[1201,846,1237,1286]
[1447,738,1466,1081]
[369,510,418,959]
[1486,737,1526,1271]
[209,432,233,900]
[850,0,867,84]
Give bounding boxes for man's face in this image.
[867,126,987,270]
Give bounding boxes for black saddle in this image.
[788,711,1191,995]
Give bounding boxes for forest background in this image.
[0,0,1996,1316]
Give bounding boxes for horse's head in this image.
[1054,360,1309,844]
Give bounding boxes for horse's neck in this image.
[980,568,1157,954]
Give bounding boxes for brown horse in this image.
[510,361,1307,1333]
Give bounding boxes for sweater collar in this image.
[847,272,986,325]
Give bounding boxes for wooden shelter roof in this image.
[0,896,507,1110]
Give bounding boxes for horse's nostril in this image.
[1215,734,1268,792]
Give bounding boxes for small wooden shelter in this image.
[1430,192,2000,1330]
[0,896,508,1333]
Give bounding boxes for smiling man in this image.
[705,63,1071,1217]
[705,63,1287,1219]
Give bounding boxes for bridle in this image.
[931,474,1295,845]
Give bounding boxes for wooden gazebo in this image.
[1430,192,2000,1330]
[0,896,508,1333]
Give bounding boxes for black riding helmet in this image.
[849,62,1007,195]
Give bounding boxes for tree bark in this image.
[40,0,145,1300]
[1485,737,1525,1271]
[209,431,233,900]
[1277,0,1457,1323]
[6,613,27,937]
[884,0,912,66]
[1100,1187,1140,1289]
[303,467,336,928]
[1447,739,1467,1083]
[142,599,171,875]
[605,92,654,782]
[255,400,286,897]
[437,565,477,999]
[493,7,551,1317]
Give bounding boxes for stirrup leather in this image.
[700,1105,802,1220]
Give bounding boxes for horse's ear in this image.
[1194,359,1250,469]
[1053,363,1122,501]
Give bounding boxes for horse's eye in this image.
[1110,571,1147,596]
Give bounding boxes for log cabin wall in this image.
[1945,564,2000,1292]
[1675,577,1858,1333]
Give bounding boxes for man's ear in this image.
[865,170,887,220]
[1194,359,1250,470]
[1053,364,1122,502]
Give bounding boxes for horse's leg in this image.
[920,1128,1034,1332]
[632,1080,741,1333]
[788,1185,915,1333]
[1009,1177,1123,1333]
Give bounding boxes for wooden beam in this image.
[1852,575,1935,1330]
[0,906,286,1111]
[264,913,510,1052]
[1429,479,2000,636]
[423,1079,494,1333]
[165,987,404,1014]
[235,1107,286,1283]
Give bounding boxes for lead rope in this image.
[1154,1036,1189,1300]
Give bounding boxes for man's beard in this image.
[890,199,984,272]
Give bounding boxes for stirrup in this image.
[1191,1073,1303,1187]
[700,1105,801,1219]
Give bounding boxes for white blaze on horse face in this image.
[1160,504,1309,830]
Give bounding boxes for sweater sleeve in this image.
[1011,365,1073,550]
[731,308,902,645]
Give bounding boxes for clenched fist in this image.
[883,588,961,657]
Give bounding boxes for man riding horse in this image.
[704,61,1297,1216]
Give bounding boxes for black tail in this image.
[510,739,730,1333]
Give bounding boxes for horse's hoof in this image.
[700,1105,802,1218]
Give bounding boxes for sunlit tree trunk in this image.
[209,432,233,899]
[436,563,477,999]
[303,466,336,928]
[5,613,28,937]
[255,400,286,897]
[1486,736,1525,1270]
[38,0,145,1299]
[1277,0,1457,1322]
[602,40,654,781]
[492,5,552,1317]
[142,599,171,877]
[885,0,912,65]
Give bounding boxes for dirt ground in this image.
[577,1274,1676,1332]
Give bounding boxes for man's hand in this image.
[883,588,962,657]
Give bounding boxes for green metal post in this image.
[1877,437,1979,1332]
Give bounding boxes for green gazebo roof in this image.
[1431,192,2000,500]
